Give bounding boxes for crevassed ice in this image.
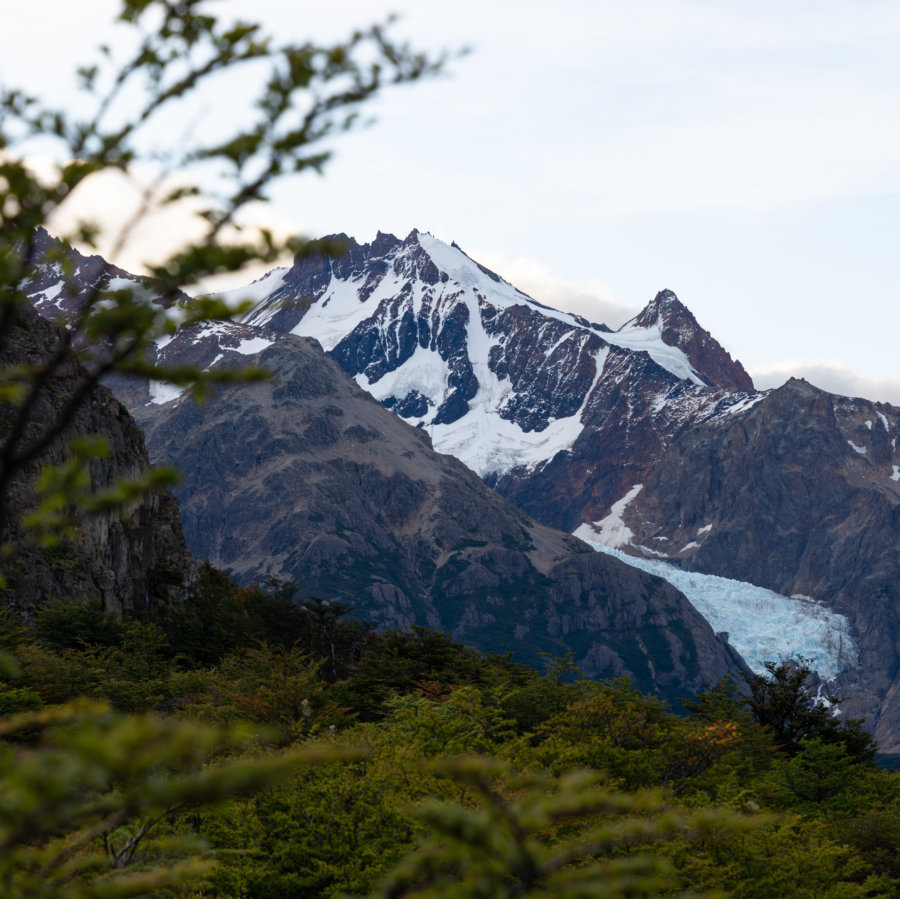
[357,344,450,415]
[578,540,858,681]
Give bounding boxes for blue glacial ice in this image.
[584,543,858,681]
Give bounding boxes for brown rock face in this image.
[0,303,194,617]
[627,290,754,391]
[488,349,740,532]
[134,332,746,702]
[614,378,900,748]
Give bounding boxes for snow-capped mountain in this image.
[21,227,185,324]
[230,230,753,485]
[197,230,899,746]
[21,227,900,749]
[18,228,748,701]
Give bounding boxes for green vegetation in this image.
[2,569,899,897]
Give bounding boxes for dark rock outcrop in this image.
[0,302,193,617]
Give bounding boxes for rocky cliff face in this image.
[0,302,193,617]
[134,328,746,701]
[591,377,900,746]
[626,290,753,392]
[486,347,753,533]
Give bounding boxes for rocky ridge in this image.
[0,302,193,617]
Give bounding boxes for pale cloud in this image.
[466,247,640,328]
[751,361,900,407]
[46,167,301,280]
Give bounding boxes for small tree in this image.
[743,659,876,763]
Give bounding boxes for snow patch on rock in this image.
[232,335,274,355]
[148,380,186,405]
[572,484,643,549]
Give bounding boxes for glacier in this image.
[577,539,858,681]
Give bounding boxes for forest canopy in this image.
[1,574,897,897]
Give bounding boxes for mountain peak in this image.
[624,289,754,392]
[627,289,696,332]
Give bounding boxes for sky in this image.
[4,1,900,403]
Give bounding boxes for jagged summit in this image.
[22,228,187,324]
[229,231,759,480]
[622,289,753,392]
[15,229,749,703]
[625,289,705,344]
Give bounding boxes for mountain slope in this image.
[134,328,745,700]
[578,376,900,746]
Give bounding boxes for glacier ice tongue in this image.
[578,541,858,681]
